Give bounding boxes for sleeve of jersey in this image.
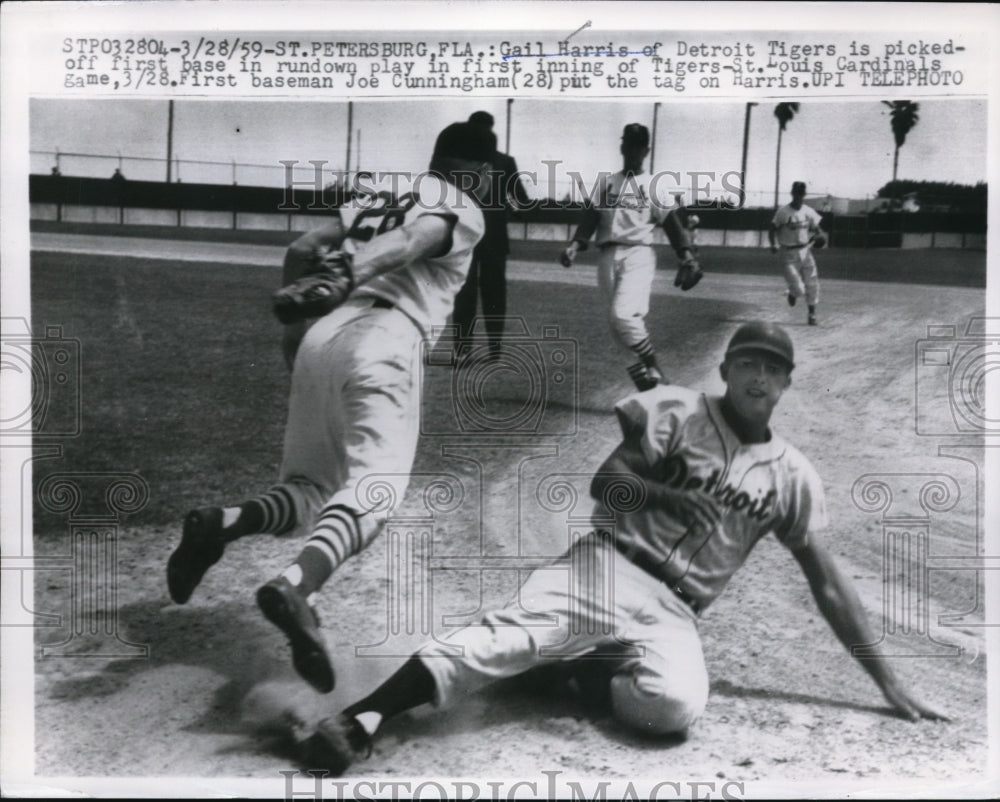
[613,386,691,466]
[419,178,486,259]
[773,459,829,551]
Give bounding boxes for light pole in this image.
[345,100,353,178]
[505,98,513,154]
[740,102,756,207]
[650,102,660,172]
[166,100,174,182]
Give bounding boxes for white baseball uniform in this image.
[586,171,677,351]
[419,384,828,734]
[772,202,823,305]
[278,174,485,545]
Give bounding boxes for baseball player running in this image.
[559,123,702,392]
[770,181,827,326]
[295,320,946,774]
[166,122,495,693]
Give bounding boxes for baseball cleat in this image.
[298,714,371,776]
[647,364,667,387]
[808,312,817,326]
[167,507,227,604]
[787,292,797,307]
[257,576,335,693]
[628,363,663,392]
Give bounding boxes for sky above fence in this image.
[30,97,986,207]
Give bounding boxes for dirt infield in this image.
[23,244,991,795]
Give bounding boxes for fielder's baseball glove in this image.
[673,253,703,291]
[812,233,827,249]
[273,251,355,324]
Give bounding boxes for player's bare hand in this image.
[559,242,579,268]
[882,683,951,722]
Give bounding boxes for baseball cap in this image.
[432,122,497,163]
[791,181,807,195]
[621,123,650,148]
[724,321,795,369]
[468,111,495,129]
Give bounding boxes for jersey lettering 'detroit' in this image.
[597,385,828,610]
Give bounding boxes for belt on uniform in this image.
[371,297,395,310]
[612,538,702,615]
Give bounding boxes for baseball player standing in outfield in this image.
[296,320,946,774]
[559,123,702,392]
[770,181,827,326]
[452,111,531,363]
[166,122,495,693]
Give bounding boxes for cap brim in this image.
[725,344,794,369]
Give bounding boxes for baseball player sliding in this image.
[770,181,827,326]
[559,123,702,392]
[294,320,946,775]
[166,122,494,693]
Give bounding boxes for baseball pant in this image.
[781,246,820,305]
[452,242,508,352]
[597,244,656,354]
[277,298,423,543]
[419,533,710,735]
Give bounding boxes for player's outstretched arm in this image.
[792,538,950,722]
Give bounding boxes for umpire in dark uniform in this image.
[452,110,531,362]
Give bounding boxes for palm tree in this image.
[773,102,799,207]
[883,101,920,185]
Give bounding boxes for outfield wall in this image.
[29,174,987,250]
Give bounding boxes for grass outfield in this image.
[29,250,750,527]
[30,240,986,536]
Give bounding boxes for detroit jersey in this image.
[595,385,828,610]
[772,202,823,247]
[338,173,485,339]
[593,170,677,247]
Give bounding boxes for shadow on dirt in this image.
[711,677,891,717]
[39,597,315,736]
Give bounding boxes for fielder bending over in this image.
[296,320,946,775]
[166,122,494,694]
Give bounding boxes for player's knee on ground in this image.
[609,669,708,735]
